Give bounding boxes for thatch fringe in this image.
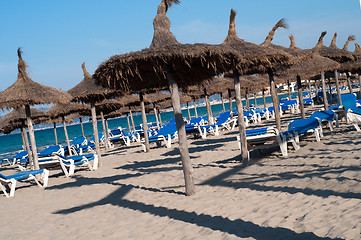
[262,18,288,45]
[329,32,338,48]
[343,35,356,50]
[164,0,180,12]
[289,35,297,48]
[316,31,327,47]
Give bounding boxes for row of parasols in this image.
[1,0,361,196]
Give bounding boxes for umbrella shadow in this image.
[53,184,340,240]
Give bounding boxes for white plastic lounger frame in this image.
[347,109,361,131]
[57,154,98,177]
[0,169,49,198]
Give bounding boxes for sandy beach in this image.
[1,107,360,240]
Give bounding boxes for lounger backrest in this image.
[72,137,87,146]
[246,127,269,136]
[216,111,231,125]
[14,150,28,159]
[0,173,8,179]
[157,123,177,136]
[288,118,319,134]
[349,107,361,115]
[189,117,203,125]
[110,129,122,136]
[341,93,357,110]
[311,111,334,121]
[39,145,62,157]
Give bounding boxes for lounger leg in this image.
[42,169,49,188]
[0,182,9,198]
[215,126,219,136]
[202,128,207,139]
[9,179,16,197]
[141,144,146,152]
[68,160,75,176]
[277,135,288,157]
[328,121,334,131]
[93,154,98,170]
[59,161,70,177]
[315,129,321,142]
[335,114,339,128]
[166,135,172,148]
[236,135,241,150]
[266,112,270,120]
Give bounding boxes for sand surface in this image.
[1,107,360,240]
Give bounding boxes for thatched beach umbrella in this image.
[94,0,238,196]
[0,49,72,170]
[68,62,121,166]
[221,10,294,162]
[275,35,340,117]
[0,107,47,165]
[313,32,355,108]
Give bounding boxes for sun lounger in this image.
[56,153,98,176]
[0,150,28,166]
[185,117,204,134]
[280,100,298,113]
[237,127,291,158]
[142,122,178,151]
[303,98,314,106]
[282,117,323,143]
[198,111,235,139]
[0,168,49,197]
[311,110,338,131]
[347,107,361,131]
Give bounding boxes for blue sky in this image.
[0,0,360,92]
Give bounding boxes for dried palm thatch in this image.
[144,92,171,104]
[68,62,122,103]
[313,32,355,63]
[44,115,74,124]
[46,103,91,119]
[342,35,355,51]
[93,1,237,92]
[95,99,123,115]
[0,49,72,110]
[221,11,293,75]
[0,107,48,134]
[156,94,192,109]
[275,35,340,79]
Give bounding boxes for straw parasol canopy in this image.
[313,32,355,64]
[275,35,340,79]
[46,103,91,119]
[0,49,72,109]
[156,94,193,109]
[0,107,47,134]
[143,92,171,104]
[222,11,294,75]
[68,62,121,103]
[93,2,237,92]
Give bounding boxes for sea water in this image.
[0,93,296,158]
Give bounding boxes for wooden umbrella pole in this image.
[262,89,267,109]
[158,110,163,126]
[90,100,102,166]
[321,71,329,110]
[204,89,213,124]
[62,116,72,156]
[53,122,58,145]
[167,70,195,196]
[129,109,136,132]
[186,102,191,120]
[328,78,332,96]
[307,80,312,98]
[288,80,292,99]
[359,74,361,97]
[228,88,233,117]
[100,111,109,151]
[153,105,160,129]
[346,72,353,94]
[254,93,257,108]
[220,93,226,112]
[140,93,150,152]
[25,105,39,170]
[126,113,132,132]
[79,117,85,137]
[193,98,198,118]
[105,119,109,138]
[297,76,306,119]
[234,71,249,164]
[20,125,26,151]
[21,121,33,168]
[245,88,250,110]
[268,70,282,132]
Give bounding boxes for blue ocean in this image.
[0,93,295,158]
